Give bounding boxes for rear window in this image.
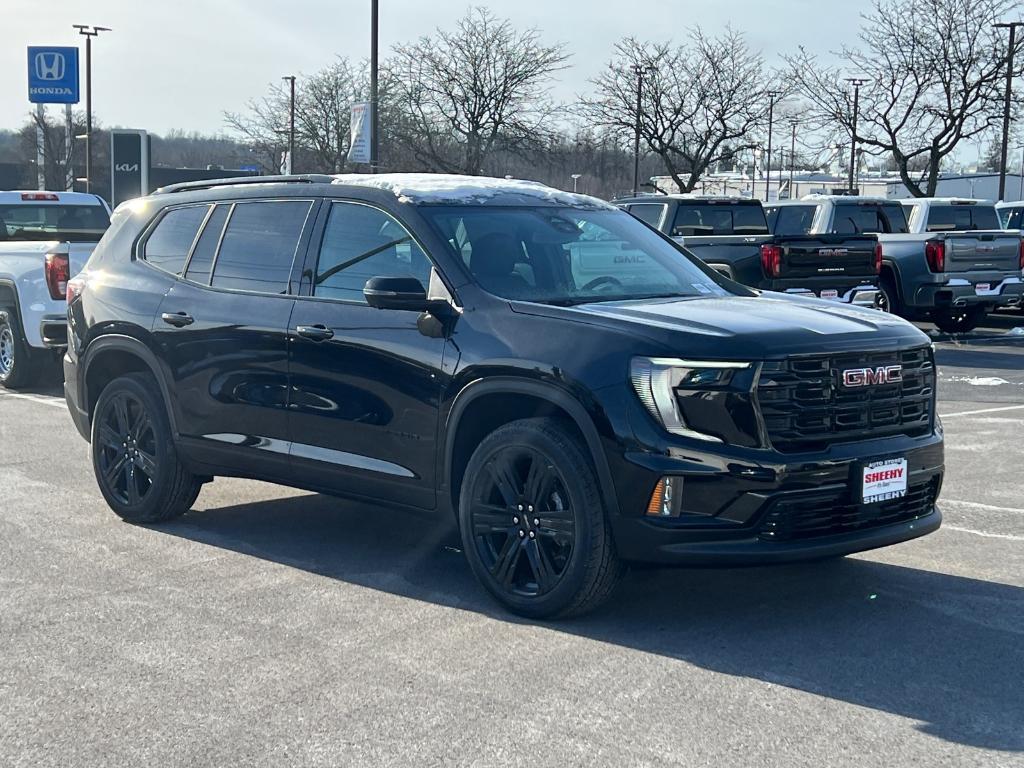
[210,200,311,294]
[627,203,667,228]
[671,203,768,236]
[0,203,110,242]
[832,203,908,234]
[766,205,816,236]
[923,204,1000,232]
[143,205,210,276]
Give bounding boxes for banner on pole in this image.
[348,102,372,165]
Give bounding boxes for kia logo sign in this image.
[115,163,140,172]
[842,365,903,387]
[34,51,65,81]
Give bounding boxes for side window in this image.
[185,204,229,285]
[210,200,311,294]
[628,204,666,228]
[313,203,432,303]
[143,205,209,275]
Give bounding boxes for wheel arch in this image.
[442,377,621,524]
[82,334,178,436]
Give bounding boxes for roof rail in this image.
[153,174,336,195]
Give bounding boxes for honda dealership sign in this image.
[27,46,80,104]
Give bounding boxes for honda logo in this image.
[34,52,65,81]
[842,365,903,387]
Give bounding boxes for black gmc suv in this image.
[64,174,944,618]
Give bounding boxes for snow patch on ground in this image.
[1008,327,1024,336]
[331,173,615,208]
[947,376,1012,386]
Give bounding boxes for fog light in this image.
[646,476,683,517]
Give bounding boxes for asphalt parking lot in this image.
[1,316,1022,768]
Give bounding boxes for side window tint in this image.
[211,200,311,294]
[185,204,229,285]
[314,203,432,302]
[144,205,209,275]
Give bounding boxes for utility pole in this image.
[764,91,781,201]
[72,25,111,195]
[282,75,296,174]
[846,77,868,194]
[370,0,379,172]
[788,119,797,199]
[632,63,656,195]
[994,22,1023,201]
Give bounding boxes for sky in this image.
[4,0,870,136]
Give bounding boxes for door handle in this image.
[295,324,334,341]
[161,311,194,328]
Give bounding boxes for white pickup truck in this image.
[0,191,110,388]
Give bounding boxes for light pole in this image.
[570,173,582,193]
[370,0,379,172]
[845,77,869,194]
[72,24,111,195]
[764,91,781,201]
[994,22,1023,201]
[282,75,296,174]
[632,63,656,195]
[788,119,798,199]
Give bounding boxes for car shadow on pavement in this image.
[157,490,1023,754]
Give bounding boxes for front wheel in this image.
[932,306,986,334]
[458,417,624,619]
[91,372,201,524]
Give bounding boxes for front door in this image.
[287,200,449,508]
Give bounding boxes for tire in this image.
[932,306,986,334]
[0,308,40,389]
[458,417,625,619]
[876,272,902,316]
[91,372,201,524]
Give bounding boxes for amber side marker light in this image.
[646,477,683,517]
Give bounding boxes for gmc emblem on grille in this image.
[842,365,903,387]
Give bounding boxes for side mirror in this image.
[363,276,430,311]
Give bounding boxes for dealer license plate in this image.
[820,289,839,300]
[975,283,991,294]
[862,458,908,504]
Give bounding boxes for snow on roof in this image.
[330,173,614,208]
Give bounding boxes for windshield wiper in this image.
[539,292,696,307]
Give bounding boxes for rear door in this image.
[287,200,448,509]
[152,198,316,475]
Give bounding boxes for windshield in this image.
[671,202,769,236]
[0,203,110,242]
[421,206,733,305]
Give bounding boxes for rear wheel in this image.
[0,309,39,389]
[932,306,986,334]
[91,373,200,524]
[458,417,624,619]
[876,273,902,315]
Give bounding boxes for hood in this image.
[510,292,930,359]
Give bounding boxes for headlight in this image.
[630,357,751,442]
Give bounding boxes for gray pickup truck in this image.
[766,196,1024,332]
[615,195,880,306]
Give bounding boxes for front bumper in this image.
[911,275,1023,309]
[608,429,944,566]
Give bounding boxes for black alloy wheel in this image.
[95,390,159,507]
[468,445,576,598]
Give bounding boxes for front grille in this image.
[757,347,935,452]
[759,476,940,542]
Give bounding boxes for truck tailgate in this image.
[943,231,1020,272]
[774,235,878,279]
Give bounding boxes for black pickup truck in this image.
[615,195,881,307]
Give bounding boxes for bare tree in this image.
[225,59,367,173]
[786,0,1023,197]
[583,29,780,192]
[389,7,568,175]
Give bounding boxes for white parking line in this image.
[943,499,1024,515]
[943,525,1024,542]
[0,391,66,409]
[939,404,1024,418]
